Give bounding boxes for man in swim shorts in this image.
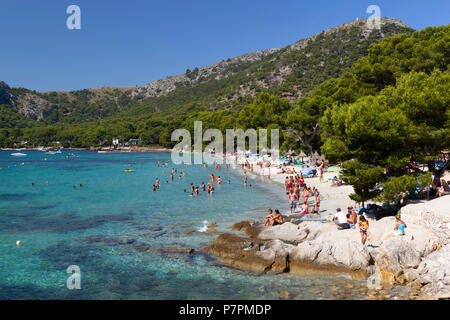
[333,208,350,229]
[288,190,298,214]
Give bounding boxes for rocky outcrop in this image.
[133,48,281,99]
[205,196,450,299]
[395,196,450,298]
[369,215,441,285]
[204,233,277,273]
[291,239,371,272]
[12,93,51,120]
[0,80,11,105]
[413,245,450,298]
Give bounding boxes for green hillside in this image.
[0,18,419,148]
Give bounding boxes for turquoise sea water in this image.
[0,150,369,299]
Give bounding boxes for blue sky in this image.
[1,0,448,92]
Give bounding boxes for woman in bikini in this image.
[358,215,369,245]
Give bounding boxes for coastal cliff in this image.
[204,196,450,299]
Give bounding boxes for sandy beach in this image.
[203,152,450,299]
[214,152,354,216]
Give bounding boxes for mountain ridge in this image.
[1,17,414,123]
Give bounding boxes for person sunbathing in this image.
[330,176,343,187]
[380,215,407,244]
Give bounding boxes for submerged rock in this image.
[232,220,261,238]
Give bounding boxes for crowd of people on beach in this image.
[258,157,416,246]
[152,153,444,247]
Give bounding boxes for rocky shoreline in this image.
[202,196,450,300]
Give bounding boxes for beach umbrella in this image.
[287,150,297,156]
[299,150,307,162]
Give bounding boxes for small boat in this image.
[11,153,27,157]
[46,148,62,155]
[98,150,123,154]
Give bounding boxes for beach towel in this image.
[294,217,328,222]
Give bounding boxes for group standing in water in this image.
[152,159,229,197]
[284,174,321,215]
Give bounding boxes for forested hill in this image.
[1,17,412,127]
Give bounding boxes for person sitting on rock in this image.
[333,208,350,230]
[271,209,284,226]
[264,209,275,227]
[437,179,450,197]
[264,209,283,227]
[347,206,358,228]
[380,215,407,244]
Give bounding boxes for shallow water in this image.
[0,150,370,299]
